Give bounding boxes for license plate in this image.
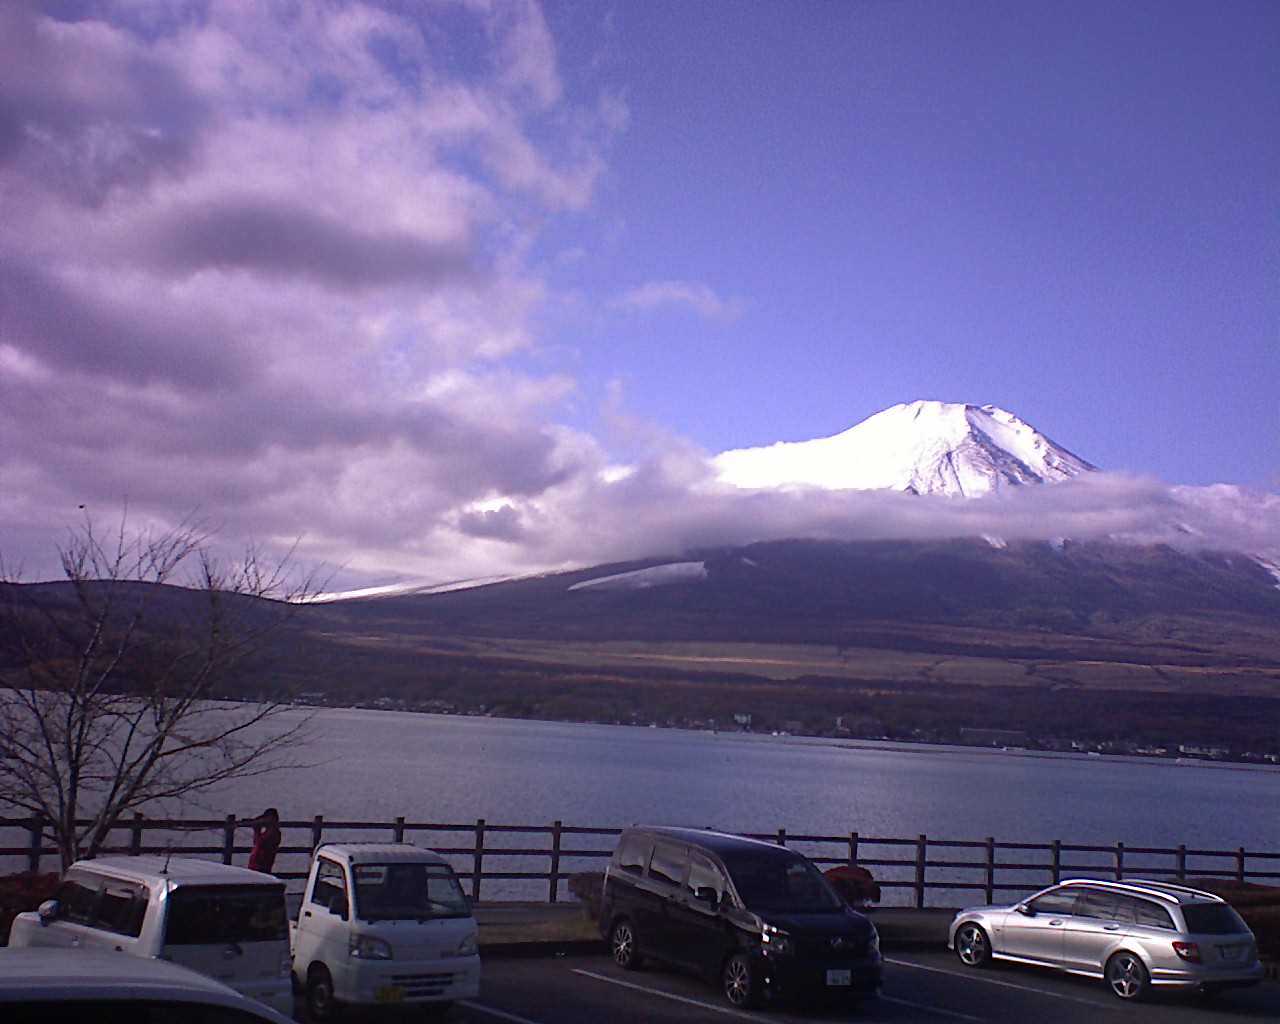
[375,986,405,1003]
[1218,945,1241,961]
[826,969,852,987]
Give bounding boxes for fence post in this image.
[130,812,144,856]
[27,813,43,873]
[222,814,236,865]
[393,816,405,843]
[776,828,786,847]
[1115,842,1124,880]
[549,820,563,903]
[915,835,927,909]
[1176,844,1187,880]
[1237,847,1246,884]
[984,837,995,905]
[312,815,324,851]
[849,832,859,866]
[472,819,486,901]
[1051,840,1061,884]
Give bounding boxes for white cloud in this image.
[614,279,746,322]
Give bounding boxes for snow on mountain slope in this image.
[714,400,1095,497]
[568,561,708,592]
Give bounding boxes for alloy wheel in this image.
[611,920,636,968]
[723,955,753,1007]
[1106,952,1148,1000]
[955,924,990,966]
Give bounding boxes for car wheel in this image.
[954,923,992,967]
[1105,951,1150,1001]
[610,918,644,970]
[306,964,341,1021]
[722,953,759,1008]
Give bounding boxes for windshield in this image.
[164,885,288,945]
[353,862,470,920]
[724,853,842,913]
[1182,903,1249,935]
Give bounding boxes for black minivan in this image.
[598,826,882,1008]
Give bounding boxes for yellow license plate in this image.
[375,986,405,1003]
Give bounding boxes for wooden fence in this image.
[3,815,1278,908]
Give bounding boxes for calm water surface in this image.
[12,710,1278,901]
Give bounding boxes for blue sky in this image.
[543,0,1277,485]
[1,0,1276,586]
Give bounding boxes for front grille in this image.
[390,971,457,997]
[796,935,867,961]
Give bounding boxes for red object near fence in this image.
[824,864,880,906]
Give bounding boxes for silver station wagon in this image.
[949,878,1263,1000]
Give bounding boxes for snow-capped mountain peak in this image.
[713,400,1095,497]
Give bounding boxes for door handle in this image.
[1049,919,1063,926]
[1104,924,1120,931]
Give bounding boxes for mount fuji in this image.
[714,400,1095,497]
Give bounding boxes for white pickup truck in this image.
[292,842,481,1020]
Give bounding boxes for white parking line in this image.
[459,1000,548,1024]
[881,994,985,1022]
[572,968,775,1021]
[884,957,1123,1010]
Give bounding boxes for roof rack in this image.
[1059,878,1185,904]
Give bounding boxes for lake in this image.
[8,709,1279,903]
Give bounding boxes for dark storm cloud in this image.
[0,260,250,391]
[457,504,527,542]
[0,3,209,203]
[135,198,475,288]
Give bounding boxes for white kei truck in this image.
[292,842,481,1020]
[7,854,294,1017]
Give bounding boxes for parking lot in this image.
[441,951,1280,1024]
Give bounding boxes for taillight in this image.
[1172,941,1201,963]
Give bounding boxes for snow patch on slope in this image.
[714,400,1094,498]
[569,561,708,592]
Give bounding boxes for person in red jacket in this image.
[246,808,282,874]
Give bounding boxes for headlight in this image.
[349,934,393,960]
[446,933,478,958]
[761,923,793,956]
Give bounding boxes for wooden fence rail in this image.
[3,815,1277,908]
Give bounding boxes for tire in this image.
[1105,951,1150,1001]
[306,964,341,1021]
[610,918,644,970]
[954,923,992,968]
[722,953,760,1009]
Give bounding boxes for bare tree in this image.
[0,515,322,868]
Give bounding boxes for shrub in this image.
[0,872,60,946]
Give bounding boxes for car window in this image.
[647,843,687,888]
[1027,889,1077,915]
[724,853,842,913]
[1073,889,1121,920]
[95,880,148,937]
[1182,903,1249,935]
[1128,897,1175,929]
[164,885,288,945]
[352,862,470,920]
[54,871,101,925]
[311,857,348,910]
[687,853,728,903]
[615,833,651,875]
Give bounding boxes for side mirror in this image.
[1015,903,1034,917]
[695,886,720,910]
[37,899,59,925]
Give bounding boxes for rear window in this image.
[164,885,288,945]
[1181,903,1249,935]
